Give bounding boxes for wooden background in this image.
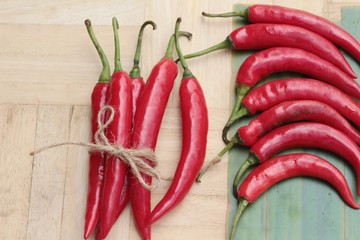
[1,0,360,240]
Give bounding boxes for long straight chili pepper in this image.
[129,21,157,118]
[232,78,360,131]
[183,23,355,78]
[130,31,192,240]
[222,47,360,143]
[232,122,360,197]
[83,19,111,240]
[203,4,360,66]
[98,17,133,239]
[149,18,208,224]
[196,99,360,182]
[230,153,360,240]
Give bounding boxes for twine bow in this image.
[30,105,161,190]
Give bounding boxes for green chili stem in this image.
[232,153,259,197]
[183,37,232,60]
[84,19,111,83]
[130,21,157,78]
[223,84,251,143]
[112,17,123,72]
[174,18,194,78]
[229,199,249,240]
[164,31,192,59]
[202,9,248,18]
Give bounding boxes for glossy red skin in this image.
[96,77,145,239]
[84,82,109,239]
[247,4,360,65]
[131,77,145,118]
[99,71,133,239]
[238,100,360,146]
[236,47,360,98]
[250,122,360,196]
[242,78,360,127]
[130,58,178,240]
[149,77,208,224]
[96,173,130,240]
[229,23,355,78]
[238,153,360,209]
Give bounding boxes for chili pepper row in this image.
[83,19,156,239]
[222,47,360,143]
[84,18,208,240]
[179,4,360,240]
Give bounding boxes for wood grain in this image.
[1,0,359,239]
[0,105,37,239]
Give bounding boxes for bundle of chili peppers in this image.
[83,17,208,240]
[180,4,360,240]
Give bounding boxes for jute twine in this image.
[30,105,161,190]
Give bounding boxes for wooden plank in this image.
[59,106,92,239]
[0,105,37,239]
[26,105,71,240]
[341,7,360,239]
[0,23,139,105]
[0,0,146,25]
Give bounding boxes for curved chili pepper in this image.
[203,4,360,67]
[98,17,133,239]
[83,19,111,240]
[230,153,360,240]
[130,31,192,240]
[149,18,208,224]
[222,47,360,143]
[233,122,360,197]
[238,100,360,146]
[233,78,360,130]
[129,21,157,117]
[183,23,355,78]
[196,99,360,182]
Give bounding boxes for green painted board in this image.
[227,5,360,240]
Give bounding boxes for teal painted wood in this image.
[228,4,360,240]
[341,7,360,240]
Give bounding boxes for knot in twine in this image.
[30,105,161,190]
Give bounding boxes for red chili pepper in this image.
[222,46,360,143]
[149,18,208,224]
[99,17,133,239]
[129,21,157,117]
[233,122,360,197]
[83,19,111,239]
[130,31,192,240]
[183,23,355,78]
[237,100,360,146]
[203,4,360,66]
[235,78,360,130]
[230,153,360,240]
[197,99,360,182]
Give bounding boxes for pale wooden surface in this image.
[1,0,359,239]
